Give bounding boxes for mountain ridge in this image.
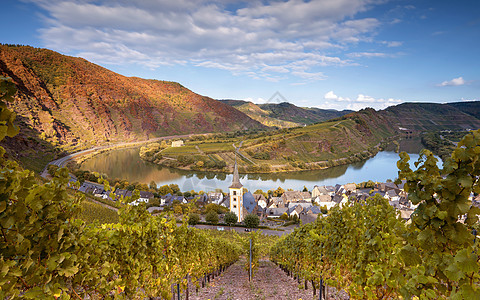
[0,44,265,166]
[219,99,353,128]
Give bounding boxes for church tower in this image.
[229,158,244,222]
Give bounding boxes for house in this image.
[114,189,133,201]
[301,191,312,202]
[193,194,208,206]
[305,206,322,215]
[253,194,268,209]
[281,191,311,203]
[343,183,356,194]
[313,194,336,210]
[287,202,312,210]
[385,190,399,202]
[208,192,224,204]
[139,191,154,203]
[219,197,230,208]
[79,181,105,196]
[299,206,323,224]
[312,185,333,197]
[266,207,288,218]
[268,197,285,208]
[325,186,336,195]
[334,184,344,195]
[288,205,304,218]
[172,140,184,147]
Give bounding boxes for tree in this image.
[224,211,238,226]
[253,189,268,198]
[244,214,260,228]
[169,184,180,194]
[302,185,308,192]
[205,210,219,224]
[47,164,59,176]
[188,213,200,226]
[149,180,157,191]
[272,187,285,197]
[158,185,173,195]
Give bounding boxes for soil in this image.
[186,259,349,300]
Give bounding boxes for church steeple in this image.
[229,158,243,189]
[229,156,244,222]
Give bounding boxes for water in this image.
[80,138,433,192]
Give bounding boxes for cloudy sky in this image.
[3,0,480,110]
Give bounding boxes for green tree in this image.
[224,211,238,227]
[188,213,200,226]
[244,214,260,228]
[205,210,219,224]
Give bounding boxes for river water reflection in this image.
[80,138,431,192]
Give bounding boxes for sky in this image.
[2,0,480,111]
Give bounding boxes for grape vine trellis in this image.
[271,131,480,299]
[0,77,242,299]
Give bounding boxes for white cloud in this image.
[28,0,391,82]
[323,90,403,110]
[438,76,466,86]
[380,41,403,47]
[324,91,350,102]
[348,52,388,58]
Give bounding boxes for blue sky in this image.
[2,0,479,110]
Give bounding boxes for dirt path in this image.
[187,259,349,300]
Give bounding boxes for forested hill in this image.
[220,99,353,128]
[0,44,264,160]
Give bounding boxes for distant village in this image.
[76,158,480,226]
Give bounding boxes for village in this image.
[75,156,480,229]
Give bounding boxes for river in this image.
[80,137,432,192]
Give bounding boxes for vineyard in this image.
[0,78,246,299]
[271,131,480,299]
[2,77,480,299]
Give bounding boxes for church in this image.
[229,160,244,222]
[228,159,262,222]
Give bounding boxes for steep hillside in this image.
[219,100,298,128]
[380,102,480,132]
[0,45,264,164]
[220,99,352,128]
[142,107,398,173]
[448,101,480,120]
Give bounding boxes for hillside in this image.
[448,101,480,120]
[380,102,480,132]
[220,99,352,128]
[0,45,264,167]
[141,107,398,173]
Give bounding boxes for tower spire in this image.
[230,154,243,189]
